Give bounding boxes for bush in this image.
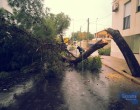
[98,48,111,56]
[76,56,102,71]
[88,57,102,71]
[76,59,89,71]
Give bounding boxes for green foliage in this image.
[88,56,102,71]
[0,26,40,71]
[43,12,71,40]
[60,51,67,56]
[7,0,70,41]
[0,8,14,25]
[76,56,102,71]
[8,0,44,29]
[71,31,94,41]
[54,13,71,34]
[76,59,89,71]
[44,50,65,74]
[98,48,111,56]
[0,0,70,74]
[0,1,71,91]
[0,8,41,71]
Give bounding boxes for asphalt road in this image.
[1,65,140,110]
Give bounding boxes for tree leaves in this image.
[0,0,70,74]
[71,32,94,41]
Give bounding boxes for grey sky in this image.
[44,0,112,37]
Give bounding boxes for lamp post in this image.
[87,18,89,49]
[96,18,98,41]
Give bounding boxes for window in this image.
[137,0,140,12]
[123,2,131,29]
[123,15,130,29]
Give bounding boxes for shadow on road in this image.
[3,74,67,110]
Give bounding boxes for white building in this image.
[111,0,140,62]
[0,0,12,12]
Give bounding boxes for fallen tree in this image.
[62,28,140,77]
[62,39,108,65]
[106,28,140,77]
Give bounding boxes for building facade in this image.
[0,0,12,12]
[95,30,112,39]
[111,0,140,62]
[95,30,112,49]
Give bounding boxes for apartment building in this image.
[111,0,140,62]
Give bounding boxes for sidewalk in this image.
[101,56,140,85]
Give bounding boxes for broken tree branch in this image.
[106,28,140,77]
[65,49,77,58]
[63,39,108,65]
[59,33,78,58]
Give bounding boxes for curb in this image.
[102,63,140,85]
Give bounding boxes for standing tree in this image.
[71,31,94,41]
[0,0,71,74]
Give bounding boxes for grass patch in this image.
[76,56,102,71]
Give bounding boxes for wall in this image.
[111,0,140,61]
[112,0,140,36]
[111,39,124,59]
[96,30,112,38]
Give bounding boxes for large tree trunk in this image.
[63,39,108,65]
[106,28,140,77]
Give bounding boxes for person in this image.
[77,46,85,55]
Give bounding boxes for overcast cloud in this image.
[44,0,112,37]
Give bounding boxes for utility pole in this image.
[80,26,82,47]
[87,18,89,41]
[96,18,98,41]
[80,26,82,32]
[87,18,89,49]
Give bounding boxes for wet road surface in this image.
[1,65,140,110]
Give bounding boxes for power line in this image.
[87,13,112,22]
[90,22,111,26]
[71,13,112,27]
[70,13,112,35]
[98,13,112,20]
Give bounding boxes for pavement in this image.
[101,56,140,85]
